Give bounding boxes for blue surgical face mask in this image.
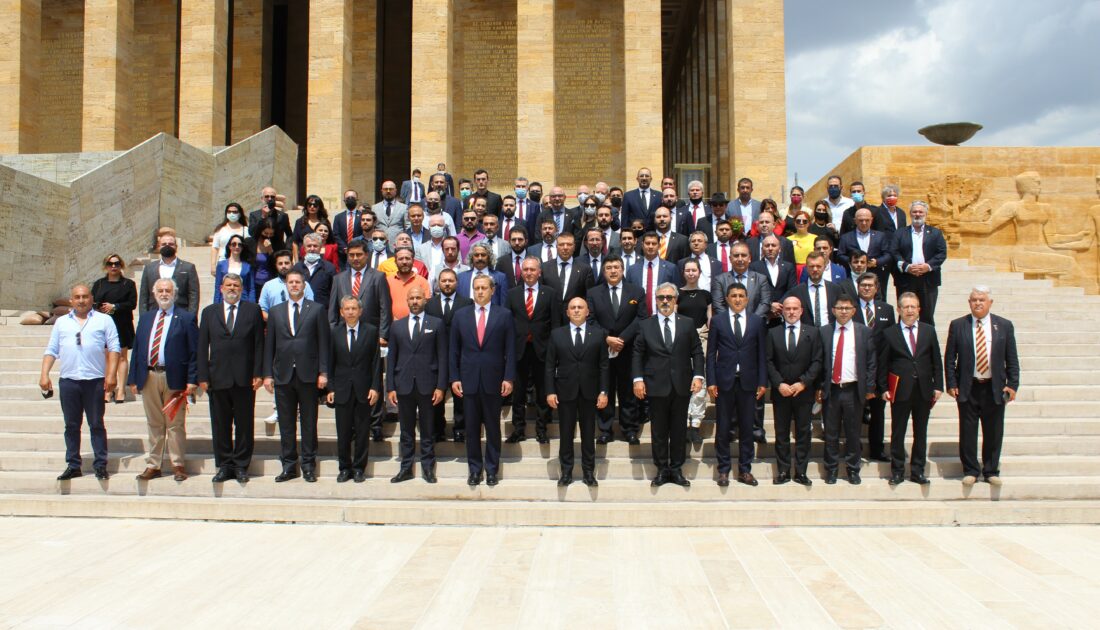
[577,192,589,205]
[226,212,240,222]
[371,239,387,253]
[304,252,321,264]
[515,188,527,199]
[827,185,841,199]
[851,192,864,204]
[460,189,471,200]
[429,225,446,239]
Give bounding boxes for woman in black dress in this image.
[291,194,328,260]
[92,253,137,403]
[678,258,712,445]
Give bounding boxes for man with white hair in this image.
[945,286,1019,487]
[129,278,199,482]
[894,200,947,324]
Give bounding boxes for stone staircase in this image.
[1,245,1098,527]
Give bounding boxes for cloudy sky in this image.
[784,0,1100,188]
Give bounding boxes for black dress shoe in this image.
[303,470,317,483]
[626,434,640,446]
[557,473,573,487]
[669,471,691,487]
[453,432,465,443]
[753,432,767,445]
[793,473,812,486]
[390,469,414,483]
[774,472,791,485]
[372,429,384,443]
[336,470,354,483]
[651,471,668,487]
[847,471,861,485]
[888,474,905,486]
[869,454,891,463]
[596,433,611,445]
[505,430,527,443]
[94,467,109,480]
[422,470,437,484]
[535,431,550,444]
[824,472,838,485]
[486,474,499,486]
[354,471,367,483]
[57,467,82,481]
[212,468,235,483]
[717,473,730,487]
[910,474,931,485]
[275,469,299,483]
[582,472,598,487]
[237,469,250,483]
[467,472,481,486]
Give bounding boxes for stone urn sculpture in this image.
[918,122,983,146]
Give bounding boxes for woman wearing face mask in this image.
[574,196,601,238]
[750,198,783,237]
[246,218,276,296]
[787,209,818,278]
[210,202,248,275]
[782,186,807,234]
[313,222,341,271]
[92,253,137,403]
[809,199,840,247]
[214,234,255,304]
[292,194,328,261]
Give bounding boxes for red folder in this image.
[887,373,899,401]
[161,391,188,424]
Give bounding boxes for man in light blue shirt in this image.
[40,284,120,481]
[258,250,314,315]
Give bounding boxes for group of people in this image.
[40,167,1020,491]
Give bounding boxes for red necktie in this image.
[346,212,354,242]
[514,255,521,280]
[832,325,845,384]
[525,288,534,319]
[505,218,512,235]
[646,261,655,312]
[352,271,361,298]
[477,307,487,346]
[720,244,729,273]
[517,201,525,221]
[149,310,165,366]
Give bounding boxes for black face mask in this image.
[344,197,357,210]
[266,198,277,211]
[611,197,623,208]
[528,191,543,203]
[427,201,440,210]
[632,228,645,239]
[160,246,176,259]
[815,212,830,222]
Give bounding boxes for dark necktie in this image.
[413,314,421,338]
[734,312,743,343]
[559,261,568,285]
[812,284,822,326]
[226,304,235,332]
[788,325,796,354]
[385,201,392,218]
[865,303,874,328]
[574,326,583,348]
[663,317,673,348]
[348,327,356,351]
[443,297,452,317]
[292,301,300,334]
[610,285,620,315]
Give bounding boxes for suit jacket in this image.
[328,321,382,404]
[129,307,199,391]
[730,198,763,226]
[668,206,695,237]
[472,190,503,217]
[656,231,690,263]
[425,292,472,333]
[372,200,409,242]
[581,254,608,285]
[263,299,331,385]
[455,268,508,306]
[878,322,943,403]
[798,262,849,285]
[386,314,448,396]
[495,249,528,289]
[854,299,896,337]
[746,235,796,265]
[819,321,876,401]
[399,179,426,204]
[247,208,293,251]
[944,314,1020,404]
[526,241,558,264]
[331,208,362,259]
[328,267,392,337]
[838,204,878,235]
[766,322,822,393]
[537,207,580,237]
[621,187,662,228]
[511,199,542,233]
[873,204,908,234]
[894,225,948,287]
[507,284,561,360]
[546,323,610,399]
[196,301,264,389]
[837,229,895,275]
[784,280,842,326]
[711,269,772,318]
[632,314,705,397]
[749,259,797,308]
[499,213,536,245]
[586,282,647,342]
[449,304,516,394]
[695,213,734,243]
[683,202,711,234]
[540,258,595,315]
[292,259,337,310]
[139,258,200,314]
[624,257,678,291]
[706,310,768,391]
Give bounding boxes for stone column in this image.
[727,0,787,200]
[178,0,229,147]
[410,0,452,177]
[230,0,268,143]
[306,0,353,202]
[516,0,554,184]
[82,0,134,151]
[0,0,41,153]
[623,0,663,182]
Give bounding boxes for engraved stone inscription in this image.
[459,16,517,180]
[39,22,83,152]
[555,17,615,186]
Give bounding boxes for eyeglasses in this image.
[834,306,854,311]
[656,295,676,301]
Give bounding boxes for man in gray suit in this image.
[711,241,771,318]
[373,180,408,243]
[139,230,199,313]
[732,178,762,229]
[399,168,426,204]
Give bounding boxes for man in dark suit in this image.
[659,188,695,236]
[894,200,947,324]
[625,232,678,316]
[505,257,560,444]
[429,172,462,223]
[386,286,447,483]
[471,169,503,217]
[399,169,426,204]
[706,283,768,487]
[653,205,690,263]
[750,234,797,326]
[711,242,771,319]
[247,186,292,252]
[785,252,841,327]
[873,185,907,234]
[683,180,710,233]
[526,217,559,264]
[695,193,732,243]
[450,274,516,486]
[587,257,648,444]
[129,278,199,482]
[332,189,363,267]
[537,186,580,238]
[818,294,877,485]
[767,297,822,486]
[512,178,542,233]
[263,270,331,483]
[746,209,795,264]
[546,298,610,487]
[853,272,896,462]
[139,231,200,314]
[580,227,609,284]
[197,274,264,483]
[540,232,595,323]
[633,283,705,487]
[837,207,894,298]
[326,296,382,483]
[456,243,509,306]
[622,167,662,229]
[495,225,529,290]
[797,237,849,285]
[945,286,1019,487]
[880,292,944,486]
[426,269,472,441]
[293,232,337,309]
[838,249,867,300]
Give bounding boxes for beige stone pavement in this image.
[1,519,1099,628]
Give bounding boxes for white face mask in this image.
[226,212,240,222]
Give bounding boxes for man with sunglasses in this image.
[247,186,292,252]
[41,284,121,481]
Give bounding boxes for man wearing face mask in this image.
[140,229,200,314]
[422,191,458,235]
[292,233,337,309]
[332,189,363,267]
[593,181,610,206]
[824,175,854,227]
[608,186,625,222]
[570,185,592,215]
[874,184,908,234]
[366,229,391,270]
[684,180,709,231]
[399,168,426,204]
[527,181,544,204]
[839,181,873,235]
[513,177,541,231]
[248,186,292,251]
[429,173,463,223]
[417,215,450,269]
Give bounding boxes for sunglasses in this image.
[794,219,809,224]
[307,202,319,207]
[656,295,676,301]
[106,261,121,267]
[229,242,242,247]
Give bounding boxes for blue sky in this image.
[784,0,1100,188]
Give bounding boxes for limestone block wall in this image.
[0,164,70,307]
[806,145,1100,293]
[213,126,299,221]
[0,151,120,185]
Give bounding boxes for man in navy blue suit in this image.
[129,278,199,482]
[837,207,894,299]
[894,200,947,325]
[456,242,508,306]
[450,274,516,487]
[706,283,768,487]
[798,236,848,284]
[625,232,678,317]
[622,167,662,229]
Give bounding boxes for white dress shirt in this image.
[809,283,828,327]
[556,257,573,298]
[911,227,926,265]
[972,314,992,378]
[346,322,359,350]
[287,298,305,335]
[158,258,178,280]
[900,321,919,354]
[147,306,175,366]
[831,321,857,384]
[763,257,780,287]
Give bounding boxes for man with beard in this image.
[495,226,529,289]
[258,250,315,318]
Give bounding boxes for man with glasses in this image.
[41,284,121,481]
[853,272,895,463]
[248,186,292,252]
[818,295,876,485]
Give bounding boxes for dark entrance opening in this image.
[269,0,309,204]
[375,0,412,188]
